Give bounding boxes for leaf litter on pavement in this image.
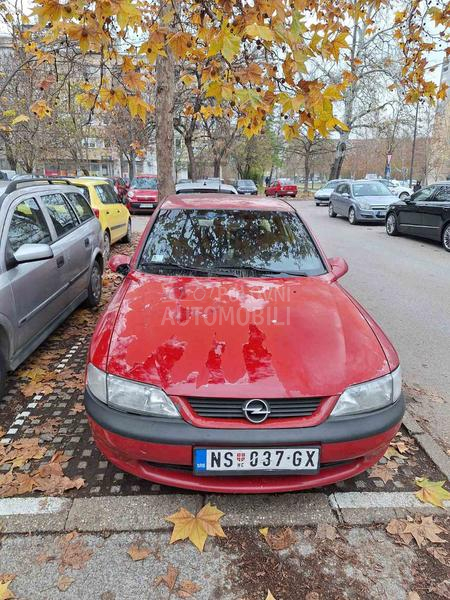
[386,515,447,547]
[415,477,450,508]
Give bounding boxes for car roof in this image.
[162,193,295,211]
[0,181,86,207]
[175,182,238,194]
[69,177,110,185]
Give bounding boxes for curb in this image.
[403,408,450,480]
[0,491,448,535]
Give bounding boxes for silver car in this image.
[328,180,397,224]
[0,179,103,394]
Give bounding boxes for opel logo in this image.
[243,399,271,424]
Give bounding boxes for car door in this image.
[95,184,126,242]
[396,186,435,234]
[39,191,84,306]
[332,183,345,214]
[340,183,352,215]
[64,191,98,297]
[2,196,62,353]
[415,185,450,241]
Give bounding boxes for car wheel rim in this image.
[91,265,101,301]
[387,215,395,234]
[349,209,355,222]
[444,227,450,250]
[328,204,333,216]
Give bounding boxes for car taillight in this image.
[93,207,100,218]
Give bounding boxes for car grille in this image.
[186,397,323,419]
[370,205,387,210]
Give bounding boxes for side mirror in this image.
[14,243,53,264]
[341,192,349,198]
[109,254,131,275]
[328,257,348,280]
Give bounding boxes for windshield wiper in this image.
[239,264,308,277]
[140,261,239,277]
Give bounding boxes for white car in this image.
[377,179,412,200]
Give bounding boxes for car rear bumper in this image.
[85,389,404,493]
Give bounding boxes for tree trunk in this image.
[213,155,221,178]
[329,131,350,179]
[155,48,175,198]
[304,149,310,192]
[4,141,17,171]
[185,136,197,181]
[128,149,136,180]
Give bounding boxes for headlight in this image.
[358,200,370,209]
[86,364,180,418]
[331,367,402,417]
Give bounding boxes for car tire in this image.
[328,203,337,218]
[315,202,320,206]
[386,212,399,236]
[85,259,103,308]
[442,223,450,252]
[103,230,111,259]
[399,192,409,201]
[348,207,358,225]
[0,348,6,399]
[123,219,132,243]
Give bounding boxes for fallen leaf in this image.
[305,593,320,600]
[265,528,297,550]
[369,462,398,484]
[177,580,201,598]
[266,591,276,600]
[35,551,55,564]
[415,478,450,508]
[387,516,446,547]
[127,543,150,561]
[259,527,269,538]
[70,402,85,414]
[408,593,420,600]
[57,576,74,592]
[58,535,93,572]
[427,546,450,567]
[155,565,178,591]
[166,503,226,552]
[315,524,339,541]
[100,593,115,600]
[430,580,450,598]
[384,447,404,461]
[0,575,16,600]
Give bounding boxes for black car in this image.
[385,182,450,251]
[235,179,258,195]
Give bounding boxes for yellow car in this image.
[68,178,131,256]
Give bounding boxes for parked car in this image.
[234,179,258,195]
[377,179,412,201]
[0,179,103,395]
[385,182,450,251]
[69,178,131,257]
[175,181,238,194]
[111,176,129,201]
[328,180,397,224]
[265,178,297,198]
[84,193,403,493]
[126,174,158,214]
[0,170,16,180]
[314,179,351,206]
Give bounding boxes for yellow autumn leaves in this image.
[166,503,226,552]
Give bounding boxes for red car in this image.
[85,194,403,493]
[126,174,158,214]
[265,178,298,198]
[112,176,129,201]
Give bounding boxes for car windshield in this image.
[131,177,157,190]
[352,182,390,196]
[238,180,256,187]
[279,179,294,185]
[139,209,326,276]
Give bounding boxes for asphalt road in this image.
[131,204,450,450]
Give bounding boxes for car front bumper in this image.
[85,389,404,493]
[127,201,157,213]
[355,207,388,221]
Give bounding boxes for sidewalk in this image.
[1,493,449,599]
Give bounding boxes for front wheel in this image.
[85,260,103,308]
[123,219,132,243]
[348,207,358,225]
[399,192,409,201]
[386,213,399,236]
[442,223,450,252]
[0,348,6,399]
[328,203,337,218]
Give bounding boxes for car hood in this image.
[356,195,396,206]
[107,274,389,398]
[129,189,158,200]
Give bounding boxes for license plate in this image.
[193,447,320,475]
[140,203,154,208]
[377,211,386,218]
